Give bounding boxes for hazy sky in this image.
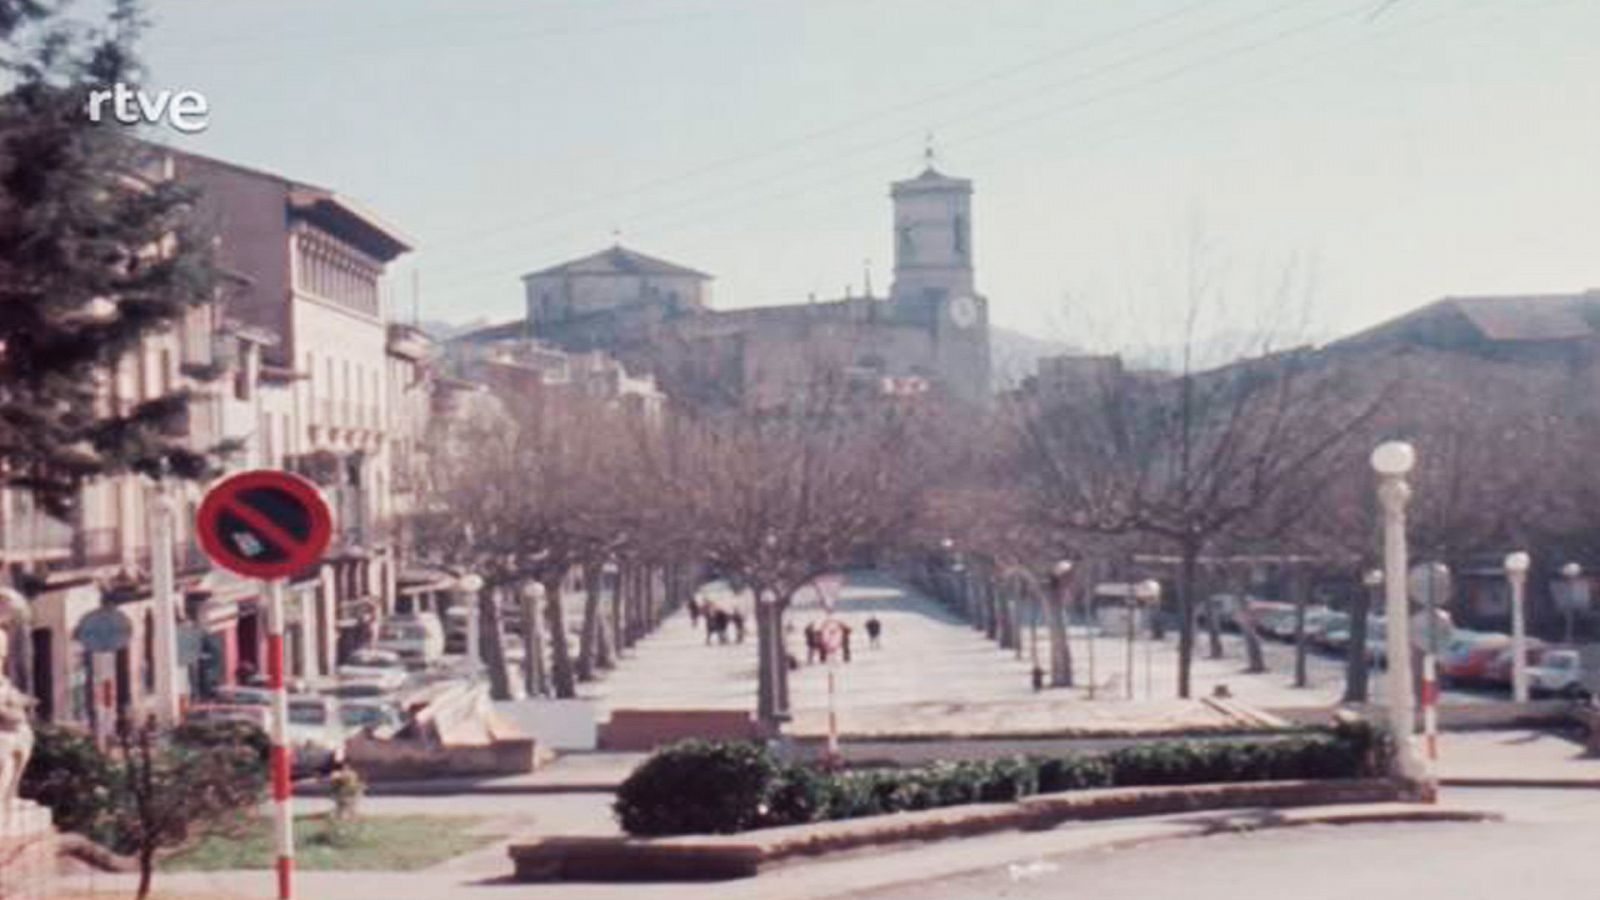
[130,0,1599,349]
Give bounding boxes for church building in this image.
[451,163,992,409]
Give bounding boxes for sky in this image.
[119,0,1600,352]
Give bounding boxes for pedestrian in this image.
[689,596,702,626]
[731,610,746,643]
[704,605,720,645]
[805,622,821,664]
[841,622,853,663]
[865,616,882,648]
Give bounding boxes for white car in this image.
[335,648,409,692]
[376,617,446,667]
[287,695,347,775]
[1528,649,1591,699]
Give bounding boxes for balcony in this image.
[0,513,75,563]
[72,527,122,568]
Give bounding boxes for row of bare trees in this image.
[413,366,934,712]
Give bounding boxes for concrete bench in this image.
[598,709,763,751]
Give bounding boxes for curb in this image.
[507,778,1407,882]
[1442,776,1600,790]
[299,779,620,797]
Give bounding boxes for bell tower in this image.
[889,147,976,318]
[887,147,990,404]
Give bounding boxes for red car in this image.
[1439,632,1511,685]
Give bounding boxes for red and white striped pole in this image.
[1420,652,1440,803]
[265,579,295,899]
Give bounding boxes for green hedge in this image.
[614,718,1390,836]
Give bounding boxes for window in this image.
[953,213,967,257]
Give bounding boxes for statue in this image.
[0,589,34,808]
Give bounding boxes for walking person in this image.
[865,616,882,649]
[805,622,821,664]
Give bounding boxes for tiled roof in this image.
[521,245,710,281]
[1447,295,1596,342]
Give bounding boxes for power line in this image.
[423,0,1363,295]
[416,0,1231,254]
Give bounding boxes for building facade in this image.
[451,163,993,410]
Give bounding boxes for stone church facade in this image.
[452,164,991,410]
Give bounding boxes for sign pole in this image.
[266,578,295,900]
[194,469,331,900]
[150,478,182,725]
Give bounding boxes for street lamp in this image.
[1504,551,1531,703]
[1133,579,1161,701]
[458,573,485,676]
[1371,440,1425,782]
[1028,572,1044,691]
[1560,562,1584,644]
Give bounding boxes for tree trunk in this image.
[1046,578,1074,688]
[542,576,577,699]
[1344,581,1375,703]
[480,585,512,701]
[1291,566,1310,689]
[610,564,627,658]
[137,847,155,900]
[1232,568,1266,673]
[1203,577,1224,660]
[594,568,615,671]
[1177,543,1199,699]
[520,581,547,698]
[754,590,775,727]
[576,562,605,681]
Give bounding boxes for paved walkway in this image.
[1436,729,1600,785]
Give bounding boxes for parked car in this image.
[287,695,346,775]
[1527,649,1591,699]
[443,606,471,654]
[184,703,269,730]
[1484,640,1550,688]
[375,616,446,667]
[1257,607,1300,640]
[321,681,396,701]
[1440,631,1510,685]
[336,648,409,691]
[338,699,405,738]
[1307,611,1351,649]
[209,685,273,707]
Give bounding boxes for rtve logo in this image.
[85,83,209,133]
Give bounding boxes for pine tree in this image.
[0,0,216,518]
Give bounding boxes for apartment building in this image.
[171,150,412,685]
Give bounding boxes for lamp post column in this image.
[1505,552,1531,703]
[1372,441,1425,782]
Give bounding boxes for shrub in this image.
[1034,754,1113,792]
[20,724,115,842]
[763,762,833,827]
[613,740,781,836]
[614,723,1385,836]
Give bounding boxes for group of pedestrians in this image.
[802,615,883,664]
[688,596,745,645]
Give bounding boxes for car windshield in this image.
[341,706,394,728]
[288,702,327,726]
[381,624,424,641]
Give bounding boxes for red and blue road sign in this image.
[196,470,333,580]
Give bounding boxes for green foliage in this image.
[1,0,217,518]
[19,723,115,842]
[613,740,782,836]
[1033,754,1114,793]
[170,719,270,800]
[615,723,1389,836]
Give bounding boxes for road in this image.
[848,787,1600,900]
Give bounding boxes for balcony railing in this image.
[0,513,75,559]
[72,527,121,567]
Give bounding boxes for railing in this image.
[72,527,121,567]
[0,513,75,559]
